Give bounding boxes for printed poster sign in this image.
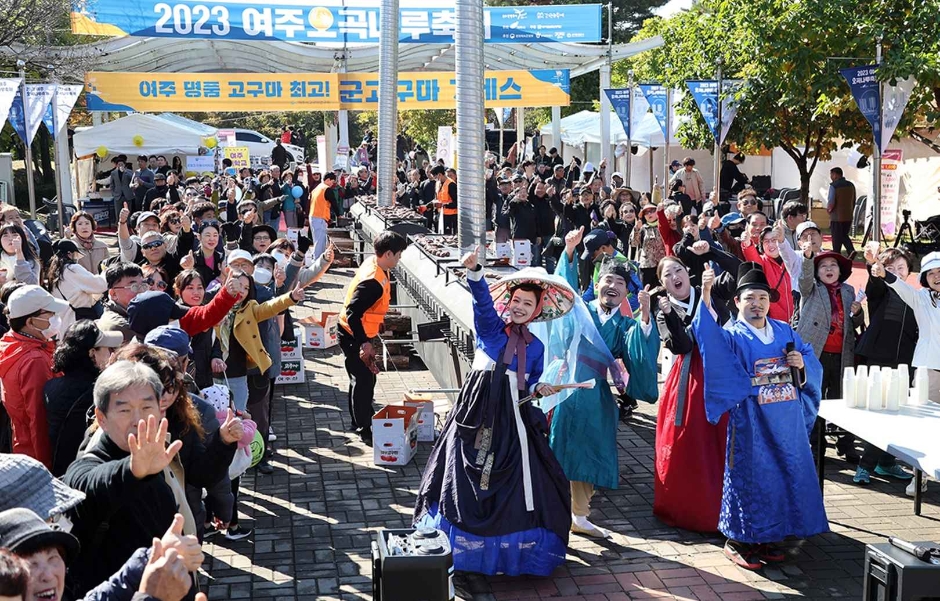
[71,0,602,43]
[186,155,216,173]
[223,146,250,169]
[85,70,571,112]
[840,65,882,150]
[881,149,903,236]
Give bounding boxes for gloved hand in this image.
[297,234,312,254]
[221,222,241,242]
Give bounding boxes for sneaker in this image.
[853,467,872,484]
[906,477,928,497]
[224,525,252,541]
[203,522,219,538]
[359,429,373,447]
[256,460,274,475]
[756,544,786,563]
[268,427,277,442]
[724,540,761,570]
[875,464,914,480]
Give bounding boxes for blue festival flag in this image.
[638,84,668,140]
[840,65,882,151]
[604,88,631,140]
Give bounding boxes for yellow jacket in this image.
[221,293,296,374]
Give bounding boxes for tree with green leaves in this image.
[616,0,940,202]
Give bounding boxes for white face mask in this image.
[253,267,273,285]
[39,315,61,339]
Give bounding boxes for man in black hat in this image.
[690,263,827,570]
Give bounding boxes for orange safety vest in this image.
[437,177,457,216]
[339,256,391,339]
[311,182,332,221]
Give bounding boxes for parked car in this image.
[234,129,305,167]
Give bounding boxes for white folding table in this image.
[817,399,940,515]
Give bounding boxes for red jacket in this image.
[742,245,794,322]
[0,331,55,468]
[179,286,239,336]
[656,206,682,257]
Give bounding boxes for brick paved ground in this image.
[199,266,940,600]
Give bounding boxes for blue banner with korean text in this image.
[604,88,631,140]
[840,65,882,151]
[71,1,602,43]
[638,84,668,139]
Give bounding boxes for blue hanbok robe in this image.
[692,302,829,543]
[562,250,643,313]
[547,253,661,489]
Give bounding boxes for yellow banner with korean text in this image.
[84,70,570,112]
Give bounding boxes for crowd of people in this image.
[1,136,939,596]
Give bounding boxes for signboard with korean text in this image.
[223,146,250,169]
[71,1,601,43]
[85,70,570,112]
[881,149,903,236]
[186,155,216,173]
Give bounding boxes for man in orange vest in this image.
[430,165,457,235]
[309,171,337,259]
[338,231,408,445]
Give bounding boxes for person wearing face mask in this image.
[0,286,68,469]
[653,259,733,533]
[43,321,122,477]
[414,248,574,577]
[547,255,659,539]
[44,240,109,335]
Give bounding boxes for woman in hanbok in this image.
[414,248,575,577]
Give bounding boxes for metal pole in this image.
[663,79,671,195]
[377,0,399,207]
[625,70,633,187]
[455,0,486,256]
[872,39,883,243]
[714,58,723,202]
[50,84,64,237]
[18,65,37,218]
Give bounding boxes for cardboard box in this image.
[511,239,532,267]
[494,242,512,260]
[373,406,419,466]
[300,312,340,349]
[286,227,308,247]
[403,393,435,442]
[276,359,306,385]
[279,327,303,360]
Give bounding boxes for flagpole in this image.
[626,70,634,188]
[663,70,671,196]
[49,75,65,237]
[17,62,37,219]
[872,38,883,243]
[714,57,723,203]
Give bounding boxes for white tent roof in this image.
[545,109,672,148]
[73,113,216,157]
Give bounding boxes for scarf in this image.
[502,323,533,391]
[218,300,246,359]
[74,232,96,251]
[824,280,843,335]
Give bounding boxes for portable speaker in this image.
[372,527,455,601]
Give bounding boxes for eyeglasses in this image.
[113,282,150,293]
[741,199,758,206]
[145,277,168,290]
[253,235,271,241]
[703,209,716,216]
[167,219,181,225]
[141,239,165,250]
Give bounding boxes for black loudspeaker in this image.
[863,542,940,600]
[372,527,455,601]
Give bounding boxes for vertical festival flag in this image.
[42,103,56,139]
[718,79,743,146]
[9,84,57,147]
[0,80,22,138]
[604,89,632,139]
[54,85,83,133]
[881,77,915,151]
[840,65,881,150]
[639,84,669,141]
[687,80,743,145]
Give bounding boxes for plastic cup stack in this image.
[884,369,901,412]
[855,366,869,409]
[842,367,857,408]
[868,368,883,411]
[898,364,910,406]
[913,368,930,405]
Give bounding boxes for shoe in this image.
[853,467,871,484]
[875,464,914,480]
[756,544,786,563]
[570,514,612,539]
[268,427,277,442]
[203,522,219,538]
[835,438,861,464]
[906,477,928,497]
[256,460,274,475]
[224,525,252,541]
[359,430,373,447]
[724,540,761,570]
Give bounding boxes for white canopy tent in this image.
[547,109,670,148]
[73,113,216,158]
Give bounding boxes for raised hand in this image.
[702,265,715,293]
[219,408,245,445]
[773,219,786,243]
[871,261,886,279]
[658,294,672,315]
[565,226,585,254]
[180,250,195,271]
[139,540,191,601]
[120,202,130,224]
[297,234,312,254]
[289,280,306,302]
[864,241,881,265]
[799,238,814,258]
[322,243,335,264]
[638,285,651,323]
[460,245,481,271]
[159,513,204,572]
[691,240,710,256]
[708,214,722,231]
[180,213,192,231]
[128,415,184,480]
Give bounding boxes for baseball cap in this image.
[581,229,614,261]
[136,211,159,227]
[498,177,511,185]
[0,508,80,563]
[583,162,595,173]
[611,172,623,180]
[553,164,565,172]
[512,173,525,182]
[127,292,189,337]
[670,159,682,169]
[52,239,80,256]
[95,328,124,349]
[721,213,747,228]
[0,455,85,520]
[227,249,254,267]
[795,221,820,239]
[153,172,167,180]
[144,325,193,358]
[7,285,69,319]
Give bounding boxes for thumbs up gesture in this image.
[159,513,204,572]
[180,250,195,271]
[120,202,130,224]
[219,408,244,445]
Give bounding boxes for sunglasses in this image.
[239,209,254,216]
[142,239,165,250]
[741,199,758,206]
[145,277,168,290]
[167,219,181,225]
[703,209,716,216]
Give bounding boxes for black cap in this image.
[581,228,614,261]
[735,262,780,303]
[52,239,80,256]
[154,172,167,180]
[512,173,525,182]
[0,508,79,563]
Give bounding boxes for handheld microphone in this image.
[786,342,800,388]
[889,537,940,564]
